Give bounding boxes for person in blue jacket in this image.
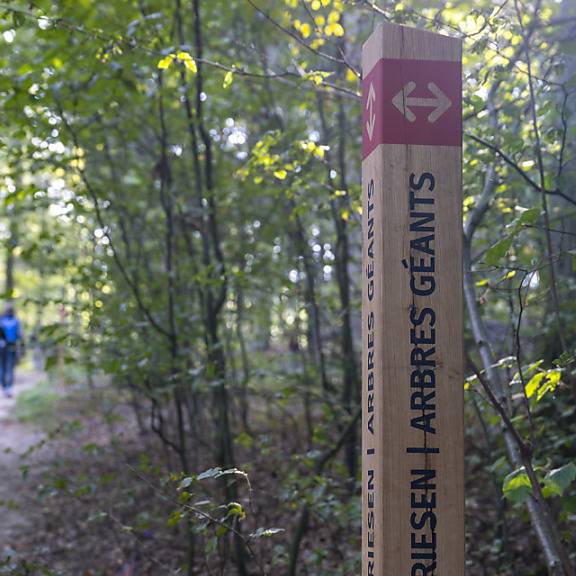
[0,305,22,398]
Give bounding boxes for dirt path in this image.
[0,370,46,555]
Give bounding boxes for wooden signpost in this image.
[362,23,464,575]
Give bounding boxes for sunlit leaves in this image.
[225,501,246,521]
[294,21,311,39]
[324,22,344,37]
[175,51,197,72]
[525,369,561,401]
[157,51,197,73]
[157,55,173,69]
[302,70,332,85]
[503,467,532,504]
[197,467,249,483]
[291,1,344,43]
[250,527,285,538]
[298,140,328,159]
[223,70,234,89]
[503,463,576,504]
[324,11,344,37]
[1,3,574,575]
[344,69,357,84]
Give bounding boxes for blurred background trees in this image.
[0,0,575,574]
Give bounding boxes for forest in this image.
[0,0,575,574]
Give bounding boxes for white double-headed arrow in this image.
[392,81,451,123]
[366,82,376,140]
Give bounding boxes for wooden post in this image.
[362,23,464,575]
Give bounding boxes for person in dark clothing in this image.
[0,305,22,398]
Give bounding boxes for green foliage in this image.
[13,380,59,426]
[543,463,576,498]
[525,368,562,401]
[503,463,576,505]
[503,467,533,504]
[484,207,541,266]
[0,0,575,574]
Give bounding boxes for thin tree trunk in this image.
[188,1,248,573]
[5,209,17,299]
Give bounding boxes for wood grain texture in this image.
[362,22,463,576]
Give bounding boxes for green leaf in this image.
[302,70,333,85]
[503,467,532,504]
[526,369,562,401]
[484,208,541,266]
[484,236,514,266]
[543,463,576,498]
[554,351,575,369]
[223,70,234,89]
[526,360,544,374]
[235,431,254,449]
[500,270,516,281]
[525,372,546,399]
[166,510,184,527]
[216,467,249,480]
[250,527,285,538]
[157,55,174,70]
[563,495,576,513]
[12,11,26,28]
[176,51,197,73]
[179,476,194,490]
[536,369,561,400]
[510,207,540,228]
[226,501,246,520]
[197,467,222,480]
[44,354,58,371]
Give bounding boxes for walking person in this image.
[0,305,22,398]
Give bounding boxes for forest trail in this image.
[0,370,45,555]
